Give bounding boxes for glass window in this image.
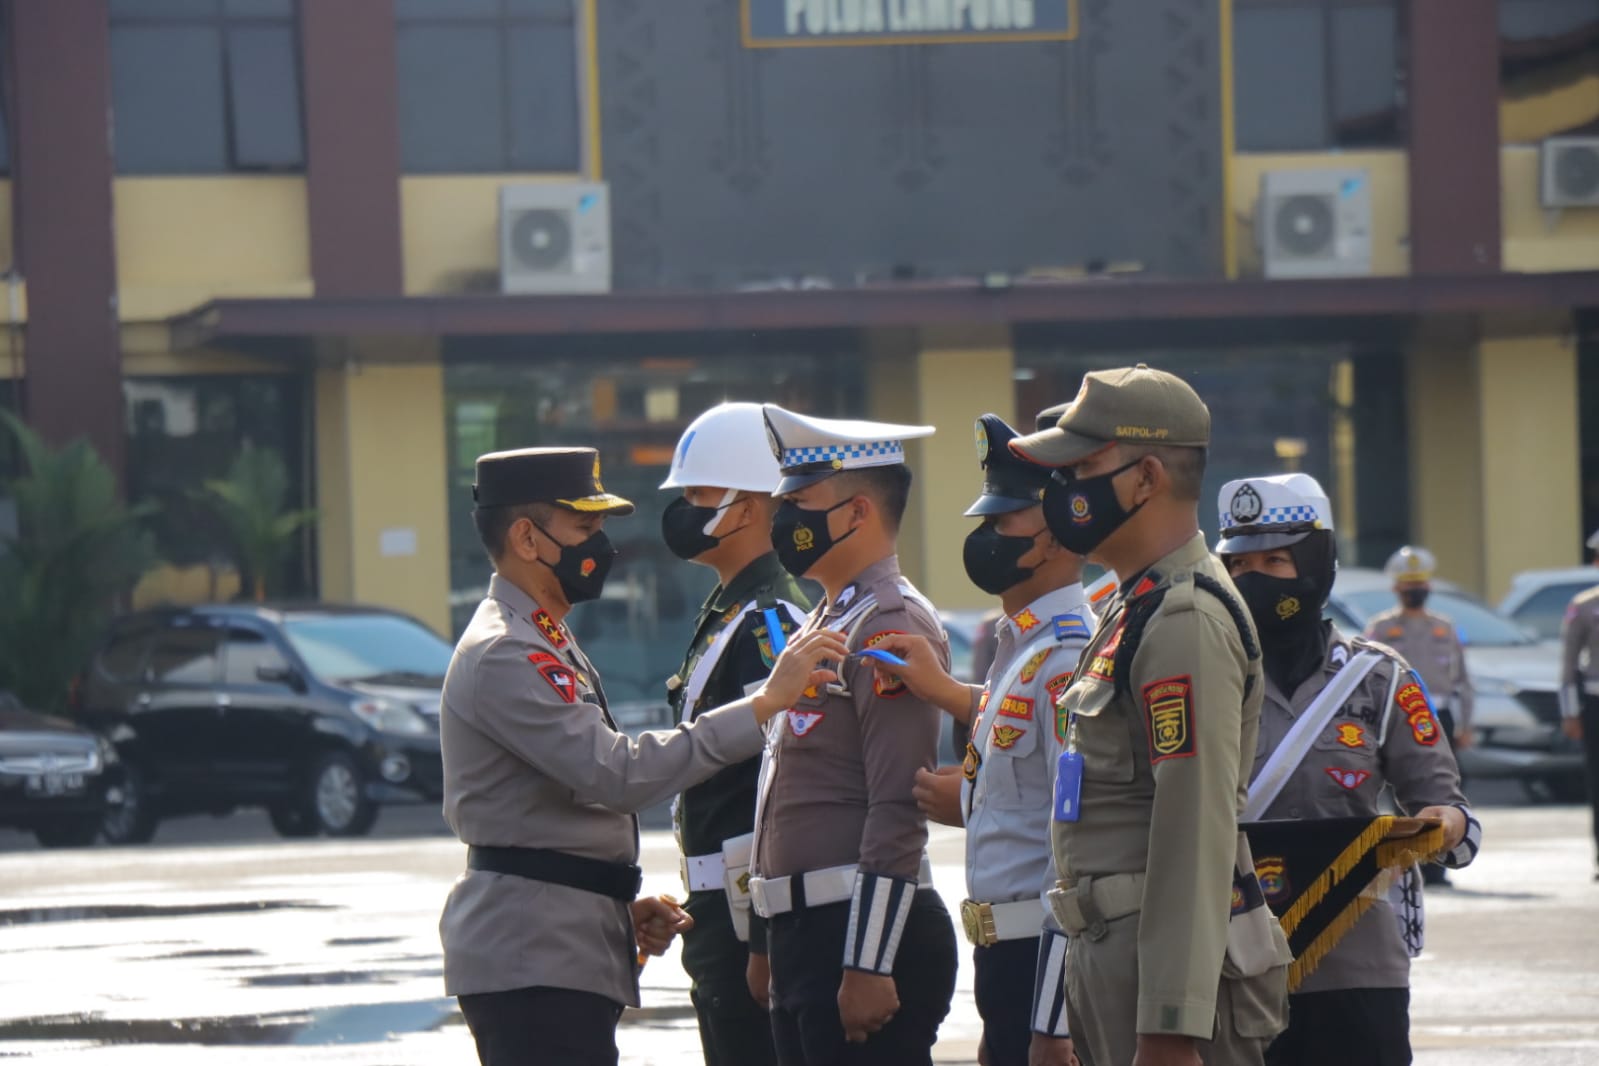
[444,333,864,709]
[282,614,453,685]
[221,627,292,685]
[397,0,581,174]
[1234,0,1401,151]
[147,625,223,684]
[1499,0,1599,142]
[110,0,305,174]
[97,621,160,682]
[1510,582,1597,640]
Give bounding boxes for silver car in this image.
[1326,567,1584,802]
[1497,567,1598,642]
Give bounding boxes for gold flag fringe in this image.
[1287,891,1380,991]
[1278,815,1393,939]
[1375,823,1447,871]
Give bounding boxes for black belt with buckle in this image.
[467,844,643,902]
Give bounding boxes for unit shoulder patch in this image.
[535,660,578,703]
[997,694,1034,720]
[865,630,908,697]
[1141,675,1195,763]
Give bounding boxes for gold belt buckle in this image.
[960,899,998,947]
[679,856,691,893]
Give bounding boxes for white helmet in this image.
[660,402,783,493]
[1215,473,1334,555]
[1384,546,1437,583]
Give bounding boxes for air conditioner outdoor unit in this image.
[499,182,611,294]
[1541,137,1599,208]
[1258,169,1372,279]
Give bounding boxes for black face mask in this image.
[1042,460,1144,556]
[1233,571,1323,639]
[660,495,745,561]
[962,521,1046,596]
[535,523,616,604]
[771,498,855,578]
[1400,587,1430,610]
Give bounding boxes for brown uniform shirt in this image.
[753,555,948,883]
[1560,585,1599,717]
[1363,608,1474,733]
[1251,628,1471,992]
[439,574,765,1005]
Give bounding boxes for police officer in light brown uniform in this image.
[750,406,959,1065]
[1009,366,1291,1066]
[1560,528,1599,878]
[1363,547,1475,750]
[439,447,845,1066]
[1216,474,1478,1066]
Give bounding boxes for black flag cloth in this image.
[1242,815,1445,990]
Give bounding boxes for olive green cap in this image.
[1009,364,1210,467]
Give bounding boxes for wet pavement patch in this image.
[159,947,264,960]
[241,968,440,988]
[0,900,333,927]
[325,935,403,947]
[0,1000,460,1048]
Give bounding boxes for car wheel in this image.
[268,802,318,838]
[304,750,378,837]
[33,813,103,848]
[101,762,159,845]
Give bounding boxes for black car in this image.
[76,604,449,843]
[0,691,114,847]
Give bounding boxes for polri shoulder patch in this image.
[1141,675,1195,763]
[535,659,578,703]
[865,630,908,697]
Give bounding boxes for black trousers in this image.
[457,985,623,1066]
[1265,987,1411,1066]
[973,937,1040,1066]
[768,890,958,1066]
[682,888,779,1066]
[1582,698,1599,856]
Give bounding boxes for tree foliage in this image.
[197,443,316,602]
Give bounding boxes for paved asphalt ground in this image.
[1,787,1596,1065]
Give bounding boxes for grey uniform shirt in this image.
[439,573,765,1005]
[964,583,1093,909]
[753,555,948,883]
[1560,585,1599,716]
[1250,627,1473,992]
[1364,608,1474,733]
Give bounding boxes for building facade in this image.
[1,1,1597,677]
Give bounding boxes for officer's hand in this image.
[1454,726,1475,751]
[912,765,965,827]
[630,894,693,957]
[1029,1034,1079,1066]
[752,629,849,724]
[863,633,953,703]
[1564,717,1584,741]
[746,951,772,1010]
[837,969,898,1043]
[1131,1033,1201,1066]
[1417,804,1468,852]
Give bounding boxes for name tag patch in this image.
[1142,676,1195,763]
[998,694,1033,720]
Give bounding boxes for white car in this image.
[1325,568,1585,802]
[1498,567,1599,642]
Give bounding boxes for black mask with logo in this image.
[1041,460,1144,556]
[771,498,855,578]
[1233,530,1338,693]
[962,521,1046,596]
[535,523,616,604]
[1234,572,1323,640]
[1399,587,1430,610]
[660,495,745,561]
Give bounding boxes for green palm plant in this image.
[0,411,157,714]
[198,443,316,602]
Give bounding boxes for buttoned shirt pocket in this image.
[980,710,1040,809]
[1060,678,1134,784]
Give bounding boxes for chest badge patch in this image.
[1254,857,1290,904]
[1325,767,1371,790]
[992,724,1025,749]
[788,710,825,737]
[865,631,909,697]
[1335,722,1366,749]
[1142,676,1196,763]
[1019,648,1051,684]
[998,694,1034,720]
[963,742,981,781]
[533,610,569,649]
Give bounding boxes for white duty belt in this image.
[749,855,935,919]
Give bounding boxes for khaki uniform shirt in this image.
[1560,585,1599,717]
[439,573,765,1005]
[1363,609,1474,732]
[753,555,947,884]
[1051,533,1267,1038]
[1251,627,1472,992]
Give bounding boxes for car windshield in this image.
[1337,589,1536,647]
[283,615,453,686]
[1509,581,1596,641]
